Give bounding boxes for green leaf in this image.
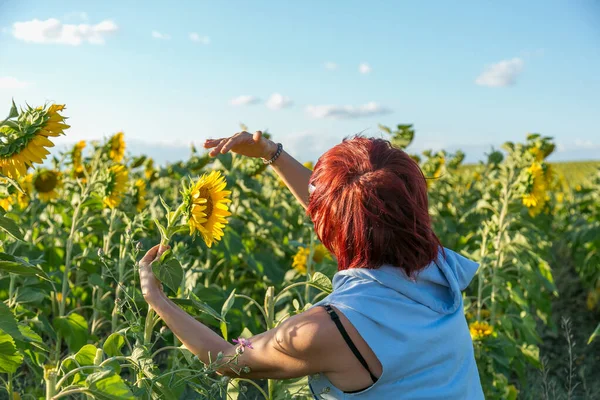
[15,324,48,352]
[153,219,168,241]
[152,258,183,292]
[172,296,224,322]
[159,195,171,215]
[8,100,18,119]
[588,322,600,345]
[0,215,24,241]
[15,287,46,304]
[519,344,541,368]
[221,289,236,318]
[86,370,135,400]
[220,321,228,342]
[310,272,333,293]
[53,313,88,352]
[0,329,23,373]
[103,333,125,357]
[159,248,173,263]
[0,253,39,276]
[0,302,24,341]
[75,344,98,366]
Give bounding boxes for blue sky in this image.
[1,0,599,163]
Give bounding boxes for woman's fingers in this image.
[203,138,224,149]
[140,244,170,266]
[210,140,228,156]
[253,130,263,143]
[141,244,161,264]
[220,132,247,154]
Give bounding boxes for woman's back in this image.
[309,248,484,399]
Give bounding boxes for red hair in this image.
[307,136,441,275]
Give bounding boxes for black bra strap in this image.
[322,304,379,383]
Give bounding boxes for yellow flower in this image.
[145,158,156,181]
[103,164,128,209]
[303,161,314,170]
[182,170,232,247]
[108,132,125,162]
[0,104,69,178]
[16,174,33,209]
[132,179,147,212]
[523,162,550,216]
[292,244,330,274]
[0,195,14,211]
[529,146,545,162]
[34,169,61,202]
[469,321,494,341]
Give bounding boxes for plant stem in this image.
[8,274,15,308]
[54,191,86,362]
[111,234,127,331]
[234,378,269,400]
[490,169,513,325]
[92,208,117,335]
[7,373,13,400]
[45,369,57,399]
[476,225,489,320]
[304,234,316,304]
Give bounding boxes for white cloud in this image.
[266,93,293,110]
[0,76,34,89]
[306,102,391,119]
[475,57,524,87]
[359,63,371,74]
[324,62,338,70]
[189,32,210,44]
[230,95,260,106]
[152,30,170,40]
[12,18,118,45]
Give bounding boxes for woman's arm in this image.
[204,131,312,209]
[140,245,338,379]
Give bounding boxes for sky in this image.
[0,0,599,164]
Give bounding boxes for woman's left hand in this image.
[139,244,170,302]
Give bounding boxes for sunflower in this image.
[103,164,128,209]
[132,179,147,212]
[0,104,69,178]
[108,132,125,163]
[469,321,494,341]
[72,140,86,169]
[34,169,61,202]
[522,162,549,216]
[292,244,330,274]
[16,174,33,209]
[182,170,231,247]
[145,158,156,181]
[0,195,14,211]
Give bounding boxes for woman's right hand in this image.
[204,131,277,159]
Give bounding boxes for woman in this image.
[139,131,484,399]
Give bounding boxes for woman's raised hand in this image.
[204,131,277,159]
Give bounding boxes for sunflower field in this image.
[1,102,599,400]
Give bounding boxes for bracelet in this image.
[263,143,283,165]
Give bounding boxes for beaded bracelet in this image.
[263,143,283,165]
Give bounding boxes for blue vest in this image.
[308,248,484,399]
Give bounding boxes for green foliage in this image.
[0,115,598,399]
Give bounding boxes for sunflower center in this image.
[198,188,214,218]
[35,172,58,193]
